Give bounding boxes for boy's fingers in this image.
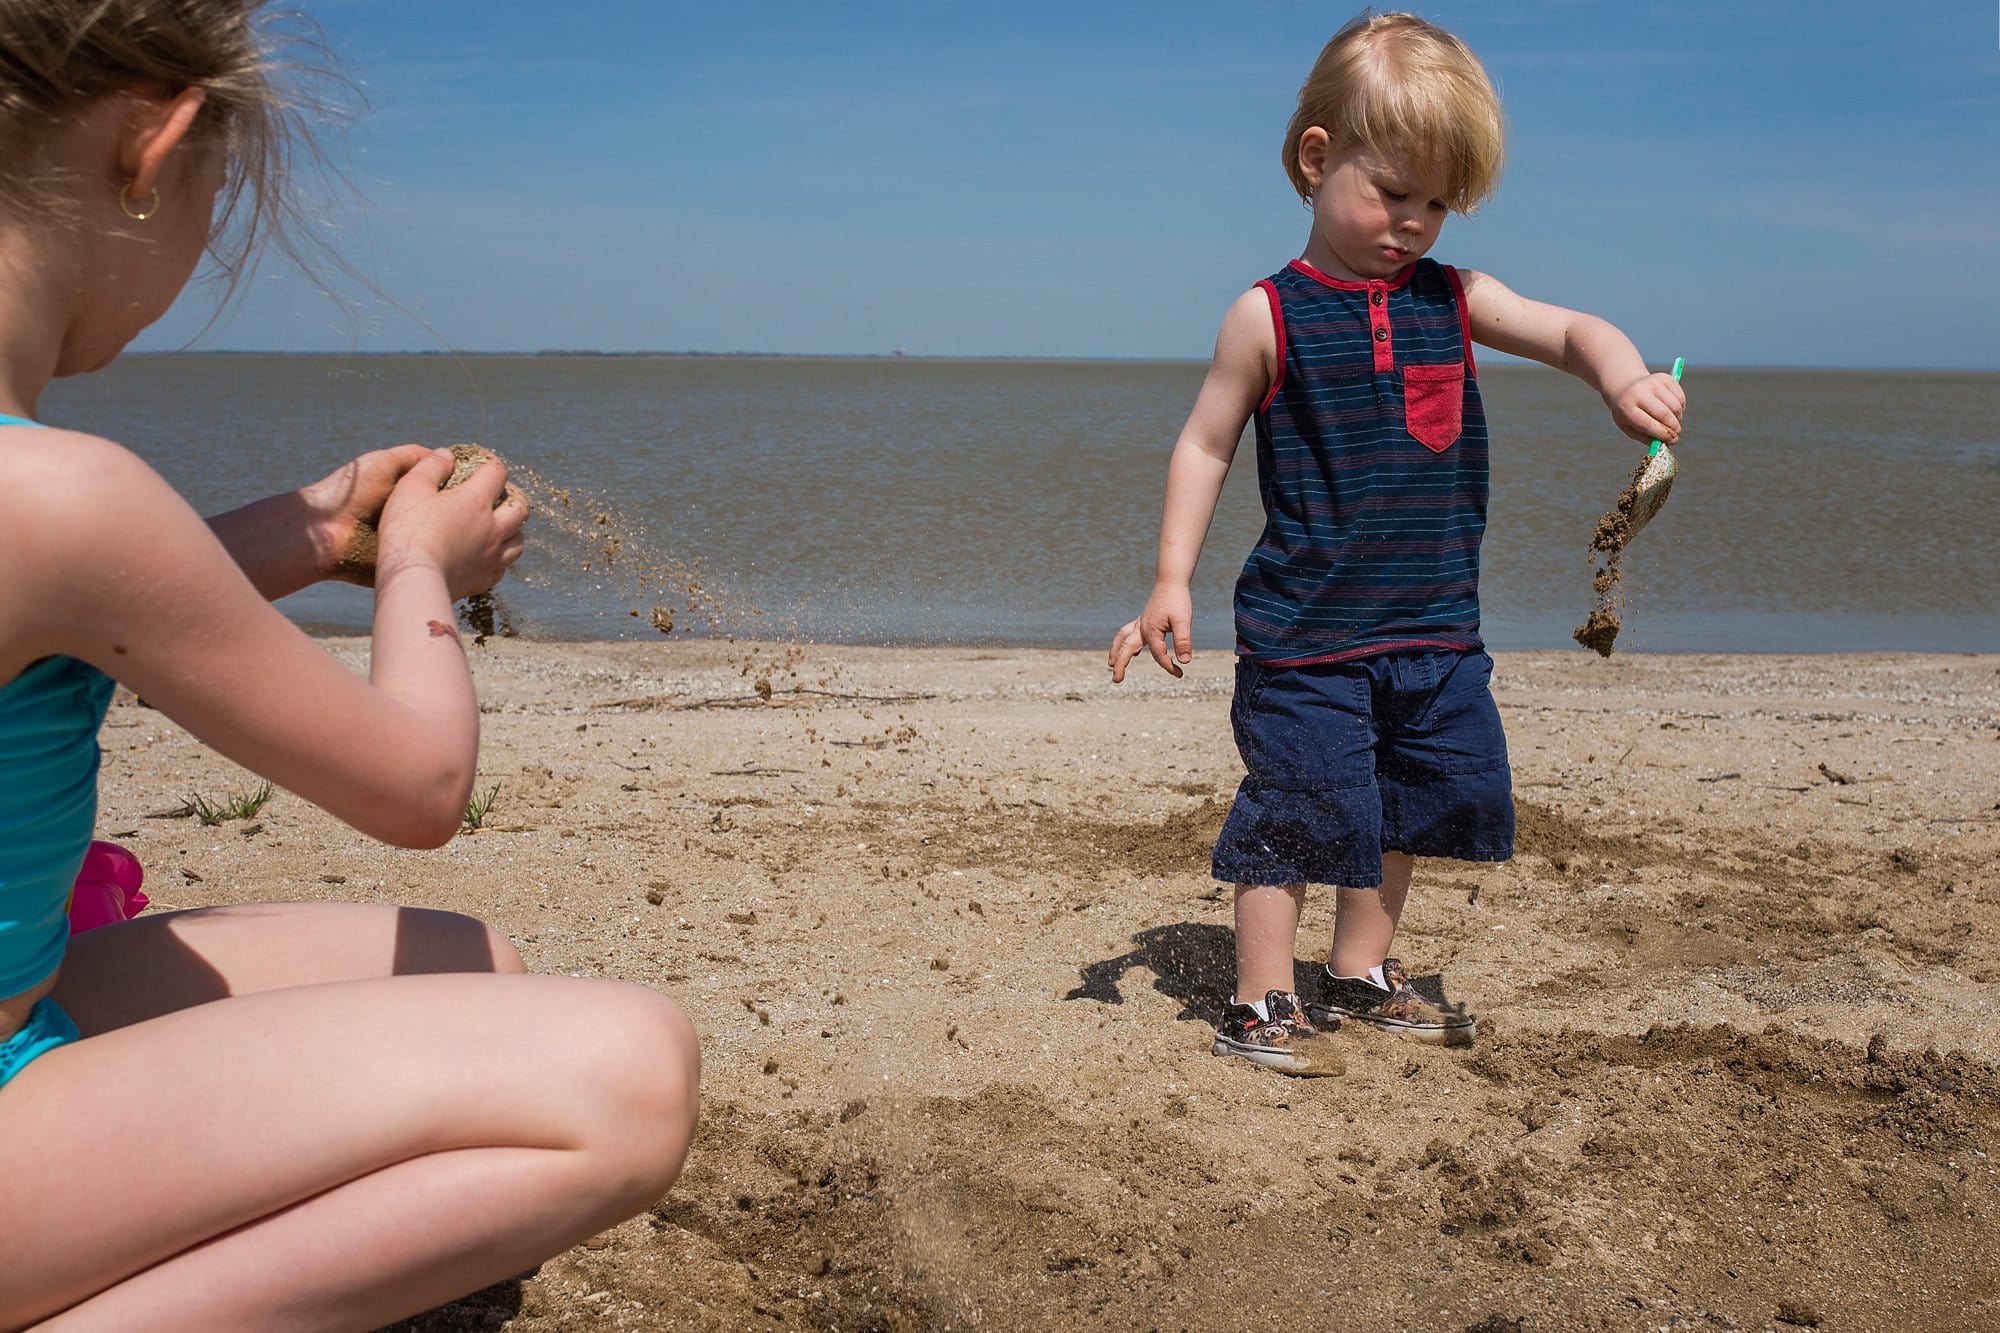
[1108,623,1136,670]
[1108,624,1143,682]
[1171,614,1193,664]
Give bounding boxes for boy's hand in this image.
[1108,584,1194,682]
[1605,371,1687,447]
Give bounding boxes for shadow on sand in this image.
[1062,922,1468,1020]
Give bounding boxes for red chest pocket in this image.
[1401,362,1465,452]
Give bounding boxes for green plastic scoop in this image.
[1626,356,1684,537]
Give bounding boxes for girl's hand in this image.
[302,444,436,586]
[1605,371,1687,447]
[1108,583,1194,682]
[374,448,529,600]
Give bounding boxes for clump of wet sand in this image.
[336,444,522,579]
[334,444,526,642]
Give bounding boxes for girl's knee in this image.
[564,984,700,1132]
[566,984,701,1203]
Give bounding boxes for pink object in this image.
[67,840,148,933]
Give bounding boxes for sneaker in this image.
[1307,958,1475,1045]
[1212,990,1345,1076]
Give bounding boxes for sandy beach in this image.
[93,641,1999,1332]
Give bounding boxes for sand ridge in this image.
[92,644,2000,1330]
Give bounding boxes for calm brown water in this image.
[43,355,2000,652]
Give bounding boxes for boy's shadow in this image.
[1063,923,1463,1017]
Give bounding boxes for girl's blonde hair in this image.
[1283,10,1505,213]
[0,0,349,296]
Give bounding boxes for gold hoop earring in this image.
[119,182,160,221]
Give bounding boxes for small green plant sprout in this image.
[461,783,502,834]
[180,781,274,827]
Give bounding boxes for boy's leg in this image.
[1233,882,1306,1000]
[1315,853,1477,1044]
[1327,852,1413,978]
[1214,882,1342,1075]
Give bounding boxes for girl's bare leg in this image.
[0,905,699,1331]
[1328,851,1414,976]
[52,901,527,1033]
[1233,882,1306,999]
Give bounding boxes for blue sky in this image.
[139,1,2000,367]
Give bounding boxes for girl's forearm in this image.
[1153,442,1233,587]
[207,492,327,601]
[365,559,481,820]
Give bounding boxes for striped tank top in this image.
[1233,257,1489,665]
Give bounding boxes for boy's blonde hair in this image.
[0,0,348,292]
[1283,10,1505,213]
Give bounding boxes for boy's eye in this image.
[1381,188,1408,202]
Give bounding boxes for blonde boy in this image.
[1110,12,1685,1073]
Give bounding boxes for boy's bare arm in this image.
[1458,269,1686,445]
[1109,289,1275,682]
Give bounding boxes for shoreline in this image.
[99,641,2000,1330]
[282,618,2000,657]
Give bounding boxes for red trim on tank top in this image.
[1255,279,1286,413]
[1444,265,1477,380]
[1286,258,1417,292]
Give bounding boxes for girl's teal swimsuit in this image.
[0,413,109,1086]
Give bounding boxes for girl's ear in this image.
[1296,126,1331,192]
[118,87,208,203]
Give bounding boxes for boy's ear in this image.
[1296,126,1331,192]
[117,87,208,202]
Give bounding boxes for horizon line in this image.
[121,350,2000,374]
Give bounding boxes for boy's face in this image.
[1302,138,1451,283]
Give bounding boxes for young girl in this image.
[0,4,699,1327]
[1108,12,1685,1074]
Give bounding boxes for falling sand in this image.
[1572,458,1649,657]
[504,464,726,633]
[333,445,850,698]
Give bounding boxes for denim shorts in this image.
[0,997,81,1089]
[1212,649,1514,888]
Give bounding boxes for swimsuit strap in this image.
[0,414,45,428]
